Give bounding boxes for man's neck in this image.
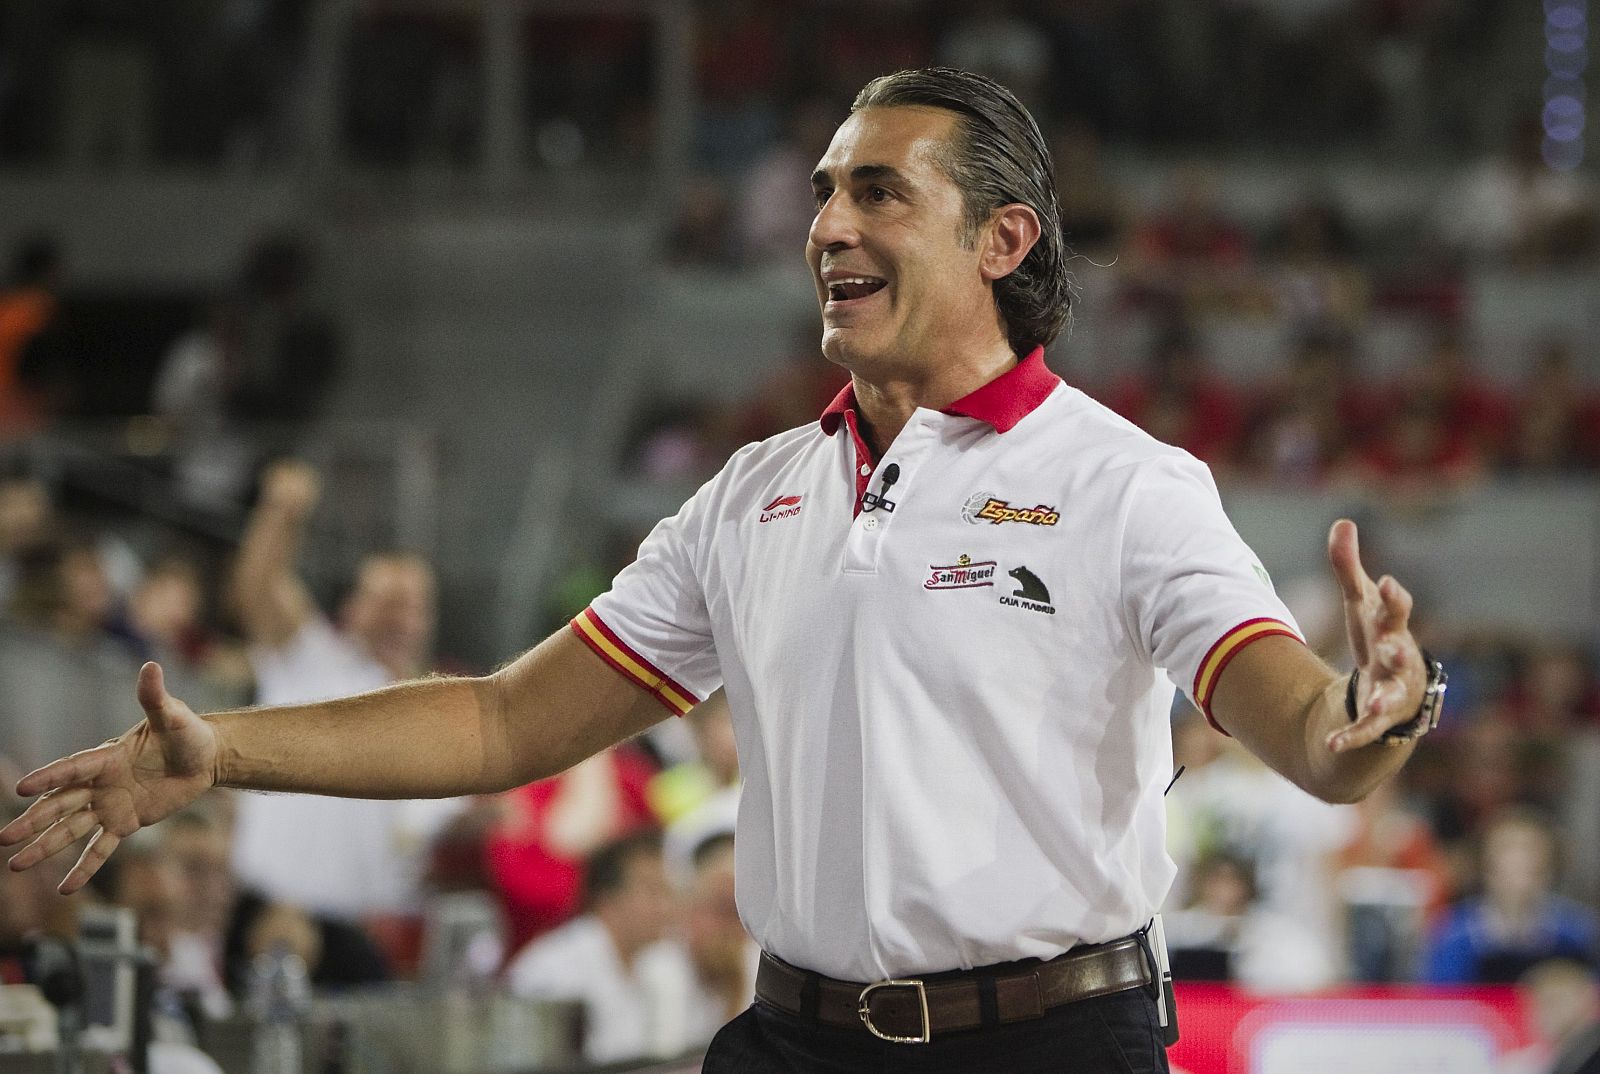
[849,340,1018,457]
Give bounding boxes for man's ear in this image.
[979,204,1042,282]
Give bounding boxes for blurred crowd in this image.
[0,457,751,1067]
[2,448,1600,1067]
[0,0,1549,170]
[2,0,1600,1069]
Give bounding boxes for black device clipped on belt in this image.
[861,462,900,513]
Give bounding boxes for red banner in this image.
[1168,983,1538,1074]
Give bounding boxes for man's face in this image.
[163,825,236,935]
[807,106,997,377]
[606,850,673,953]
[345,556,436,672]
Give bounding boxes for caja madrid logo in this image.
[961,491,1060,527]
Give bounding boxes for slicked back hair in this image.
[851,68,1071,354]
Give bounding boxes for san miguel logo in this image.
[924,554,997,590]
[961,491,1060,527]
[999,565,1055,614]
[759,494,803,523]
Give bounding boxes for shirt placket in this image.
[842,412,934,575]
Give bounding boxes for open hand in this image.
[1326,520,1427,753]
[0,663,219,893]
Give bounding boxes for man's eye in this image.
[867,186,891,203]
[813,188,833,207]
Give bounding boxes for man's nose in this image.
[808,193,859,251]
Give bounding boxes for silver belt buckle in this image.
[857,978,931,1044]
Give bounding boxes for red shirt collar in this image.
[820,345,1058,436]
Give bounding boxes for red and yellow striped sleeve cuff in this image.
[570,608,700,717]
[1192,617,1301,734]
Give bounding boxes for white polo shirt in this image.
[573,347,1300,982]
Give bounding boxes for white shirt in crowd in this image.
[504,916,722,1064]
[230,617,462,918]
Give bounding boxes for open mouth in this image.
[826,276,888,303]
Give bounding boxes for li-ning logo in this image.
[961,491,1060,527]
[924,554,998,590]
[759,494,803,523]
[999,565,1055,614]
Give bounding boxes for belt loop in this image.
[1134,922,1160,1003]
[977,974,999,1029]
[800,972,820,1020]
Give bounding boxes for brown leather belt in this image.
[754,936,1152,1044]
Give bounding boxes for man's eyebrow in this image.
[810,164,911,189]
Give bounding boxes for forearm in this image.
[208,630,664,801]
[1295,671,1416,804]
[1211,637,1416,805]
[209,675,521,798]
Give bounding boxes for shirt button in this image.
[863,516,879,530]
[859,463,871,476]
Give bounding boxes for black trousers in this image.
[701,987,1170,1073]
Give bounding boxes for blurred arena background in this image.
[2,1,1599,1073]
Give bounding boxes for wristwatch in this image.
[1345,649,1448,745]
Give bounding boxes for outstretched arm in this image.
[1,627,665,892]
[1207,519,1430,804]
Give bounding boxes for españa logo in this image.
[962,491,1060,527]
[924,554,998,590]
[759,494,803,523]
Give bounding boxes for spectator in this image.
[1333,776,1453,981]
[661,175,741,268]
[57,0,154,169]
[1051,117,1131,260]
[1243,327,1376,485]
[505,831,695,1065]
[226,460,461,940]
[736,96,840,264]
[938,0,1054,118]
[1265,196,1369,331]
[1422,807,1600,984]
[1505,641,1600,736]
[692,0,785,175]
[1514,340,1600,472]
[1162,850,1339,993]
[660,691,741,885]
[113,552,251,713]
[0,473,52,604]
[153,236,342,508]
[809,3,933,107]
[1433,115,1599,269]
[1122,167,1257,314]
[1520,959,1600,1074]
[0,237,61,436]
[1101,322,1244,471]
[153,802,390,1002]
[485,745,660,955]
[733,322,850,444]
[676,833,757,1035]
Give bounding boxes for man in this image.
[504,831,690,1064]
[1422,807,1599,984]
[2,69,1442,1072]
[226,459,458,921]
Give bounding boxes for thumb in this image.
[136,662,177,732]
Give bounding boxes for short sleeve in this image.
[1120,452,1302,732]
[573,487,723,717]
